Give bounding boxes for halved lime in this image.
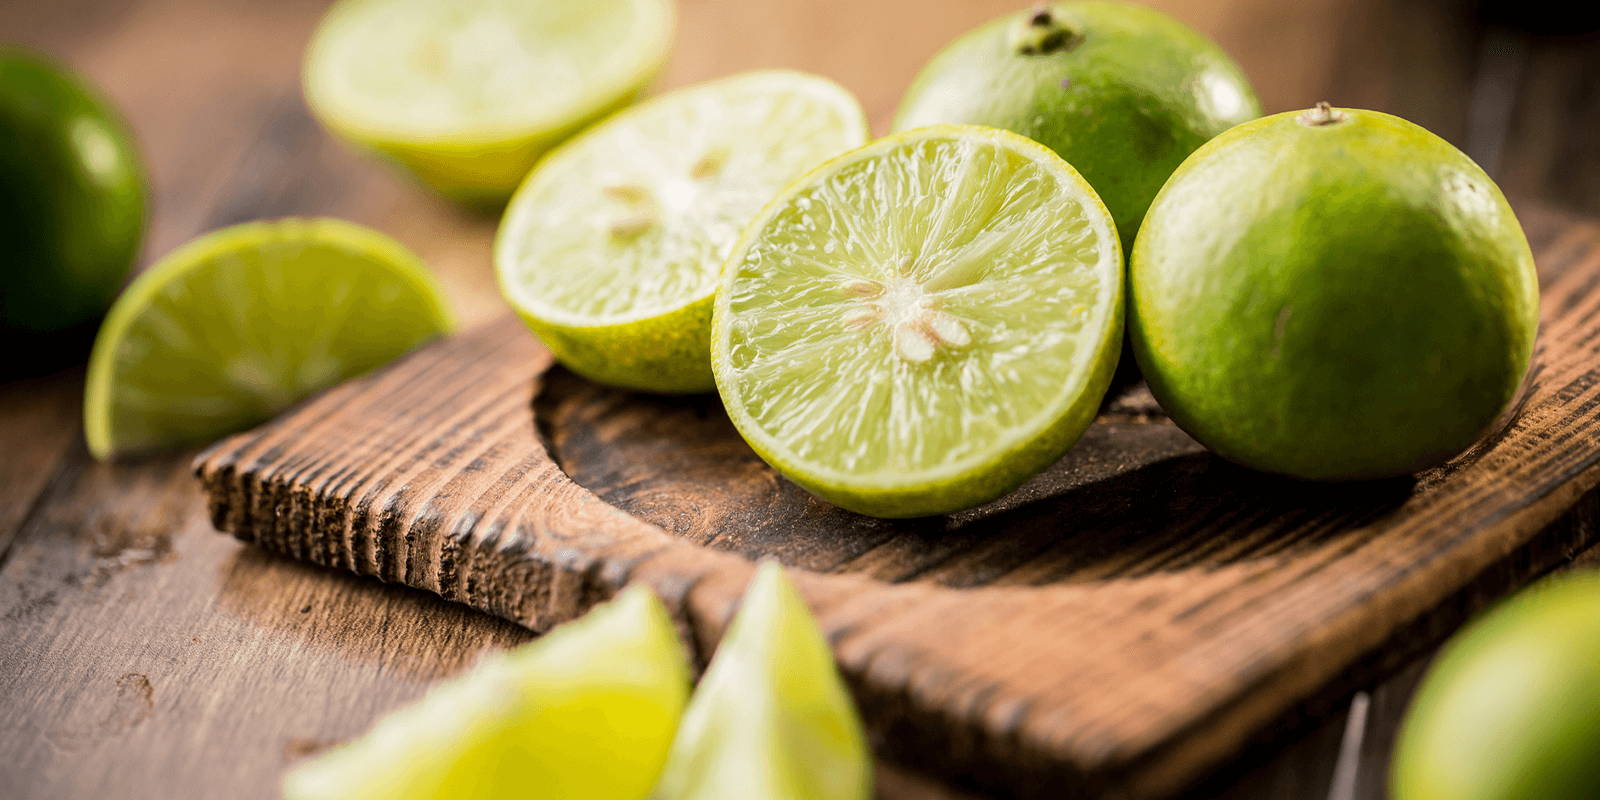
[653,562,870,800]
[303,0,675,206]
[495,70,868,393]
[284,585,692,800]
[84,218,453,460]
[711,125,1123,517]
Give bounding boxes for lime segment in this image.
[711,125,1123,517]
[304,0,674,204]
[653,562,871,800]
[496,70,868,393]
[84,218,453,459]
[284,586,692,800]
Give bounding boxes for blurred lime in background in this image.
[1391,571,1600,800]
[84,218,453,459]
[303,0,675,207]
[0,47,145,369]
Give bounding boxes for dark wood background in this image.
[1,0,1597,798]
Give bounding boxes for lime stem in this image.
[1298,101,1347,126]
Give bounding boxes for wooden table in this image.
[2,1,1597,797]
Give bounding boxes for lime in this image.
[496,70,867,393]
[284,585,692,800]
[84,218,453,459]
[303,0,675,206]
[711,125,1122,518]
[892,2,1259,253]
[653,562,870,800]
[0,48,144,350]
[1391,572,1600,800]
[1128,105,1539,480]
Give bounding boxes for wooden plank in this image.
[194,209,1600,799]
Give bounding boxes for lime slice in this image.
[284,585,692,800]
[303,0,674,206]
[495,70,868,393]
[711,125,1123,517]
[84,218,453,460]
[652,562,870,800]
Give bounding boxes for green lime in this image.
[496,70,867,393]
[84,218,453,459]
[284,585,692,800]
[1129,105,1539,480]
[653,562,870,800]
[712,125,1123,518]
[303,0,675,206]
[892,2,1259,253]
[0,48,144,347]
[1391,572,1600,800]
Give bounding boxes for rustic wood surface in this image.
[2,0,1598,798]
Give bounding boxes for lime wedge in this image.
[711,125,1123,517]
[284,586,692,800]
[652,562,870,800]
[303,0,675,206]
[495,70,868,393]
[84,218,453,459]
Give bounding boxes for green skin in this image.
[1129,107,1539,480]
[0,49,145,343]
[1391,572,1600,800]
[893,1,1260,254]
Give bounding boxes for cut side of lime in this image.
[711,125,1123,517]
[284,585,692,800]
[652,562,870,800]
[496,70,868,393]
[84,218,453,460]
[303,0,675,205]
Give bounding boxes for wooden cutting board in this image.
[194,206,1600,799]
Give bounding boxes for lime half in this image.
[496,70,868,393]
[304,0,674,205]
[84,219,453,459]
[653,562,870,800]
[711,125,1123,517]
[285,585,692,800]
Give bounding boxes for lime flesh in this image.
[284,585,692,800]
[1129,106,1539,480]
[0,48,144,348]
[893,1,1260,254]
[84,218,453,459]
[653,562,870,800]
[712,125,1123,518]
[497,70,867,393]
[1391,572,1600,800]
[303,0,674,205]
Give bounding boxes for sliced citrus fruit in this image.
[711,125,1123,517]
[84,218,453,459]
[303,0,675,206]
[653,562,870,800]
[284,585,692,800]
[495,70,868,393]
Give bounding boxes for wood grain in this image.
[194,208,1600,799]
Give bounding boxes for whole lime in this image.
[893,2,1260,253]
[0,49,145,349]
[1391,572,1600,800]
[1129,105,1538,480]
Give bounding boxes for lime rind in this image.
[495,69,869,393]
[284,585,692,800]
[711,124,1123,517]
[303,0,676,204]
[652,562,871,800]
[84,218,454,459]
